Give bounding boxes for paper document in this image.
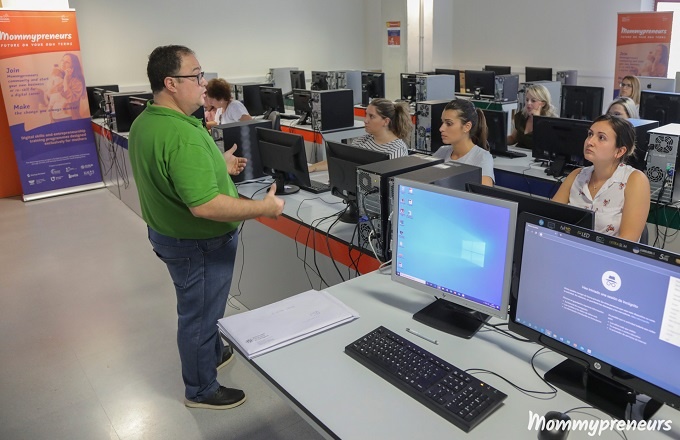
[218,289,359,359]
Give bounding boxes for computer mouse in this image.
[537,411,570,440]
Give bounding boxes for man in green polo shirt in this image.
[129,45,284,410]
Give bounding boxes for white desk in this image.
[234,272,680,440]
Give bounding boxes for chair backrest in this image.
[640,223,649,245]
[268,111,281,131]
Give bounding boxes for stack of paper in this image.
[218,289,359,359]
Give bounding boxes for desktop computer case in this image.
[210,119,271,183]
[414,100,449,153]
[646,124,680,204]
[268,67,297,95]
[627,118,659,172]
[494,75,519,102]
[415,75,457,102]
[356,154,443,260]
[104,91,152,132]
[233,82,272,116]
[330,70,362,105]
[310,89,354,131]
[556,70,578,86]
[518,80,562,117]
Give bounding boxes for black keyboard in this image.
[491,149,527,159]
[279,114,300,120]
[299,180,330,194]
[345,326,506,432]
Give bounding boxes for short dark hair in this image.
[205,78,232,102]
[146,45,195,93]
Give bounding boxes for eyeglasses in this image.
[619,83,633,88]
[169,71,205,84]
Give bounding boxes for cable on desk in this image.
[563,407,629,440]
[482,322,533,342]
[347,222,361,279]
[359,188,382,263]
[324,205,349,283]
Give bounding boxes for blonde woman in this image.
[507,84,557,151]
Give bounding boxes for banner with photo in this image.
[614,11,673,98]
[0,10,103,201]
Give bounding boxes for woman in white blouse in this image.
[204,78,252,129]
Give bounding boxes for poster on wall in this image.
[0,10,103,201]
[614,12,673,98]
[387,21,400,47]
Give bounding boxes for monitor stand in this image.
[546,156,567,177]
[273,174,299,195]
[338,201,359,223]
[412,298,490,339]
[544,359,663,421]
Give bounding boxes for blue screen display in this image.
[393,184,512,311]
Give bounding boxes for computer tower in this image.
[310,89,354,131]
[414,100,449,153]
[556,70,578,85]
[233,82,273,116]
[356,154,443,260]
[415,75,456,102]
[627,118,660,172]
[494,74,519,102]
[330,70,362,104]
[210,119,271,183]
[518,80,562,117]
[105,91,152,132]
[646,124,680,204]
[268,67,298,95]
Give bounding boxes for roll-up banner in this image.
[614,11,673,98]
[0,10,103,201]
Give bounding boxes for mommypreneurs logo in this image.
[527,411,672,437]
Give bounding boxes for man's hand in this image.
[223,144,247,176]
[262,183,285,218]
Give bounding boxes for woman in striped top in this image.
[308,98,412,171]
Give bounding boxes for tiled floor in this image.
[0,189,324,440]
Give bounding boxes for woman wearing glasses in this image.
[204,78,252,129]
[606,97,639,119]
[618,75,641,107]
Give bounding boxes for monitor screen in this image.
[256,127,311,195]
[464,70,495,97]
[560,85,604,121]
[509,212,680,419]
[638,76,676,93]
[400,73,418,102]
[391,179,517,339]
[533,116,591,177]
[311,71,329,90]
[484,65,511,75]
[482,109,508,154]
[87,85,118,117]
[326,141,389,223]
[639,90,680,125]
[292,89,312,124]
[290,70,306,90]
[259,86,285,119]
[361,71,386,105]
[525,66,553,82]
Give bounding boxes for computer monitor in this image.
[211,119,270,182]
[463,70,495,98]
[465,183,595,230]
[326,141,389,223]
[482,109,527,158]
[361,71,386,105]
[533,116,591,177]
[256,127,311,195]
[509,212,680,420]
[259,86,285,119]
[87,85,118,117]
[391,179,517,339]
[311,71,329,90]
[292,89,312,125]
[400,73,418,102]
[128,96,149,122]
[639,90,680,125]
[638,76,676,93]
[290,70,306,90]
[525,66,553,82]
[484,65,511,75]
[560,85,605,121]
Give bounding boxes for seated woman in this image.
[309,98,412,171]
[606,96,639,119]
[506,84,556,151]
[552,114,650,242]
[204,78,252,129]
[618,75,641,107]
[433,98,494,186]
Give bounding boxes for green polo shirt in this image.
[128,102,240,239]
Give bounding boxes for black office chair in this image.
[640,224,649,245]
[268,111,281,131]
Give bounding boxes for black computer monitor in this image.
[311,71,329,90]
[87,85,118,117]
[465,183,595,230]
[533,116,591,177]
[290,70,306,90]
[391,179,517,339]
[211,119,270,182]
[256,127,311,195]
[292,89,312,125]
[464,70,495,98]
[259,86,285,119]
[510,212,680,420]
[434,68,462,93]
[640,90,680,125]
[326,141,389,223]
[560,85,605,121]
[361,71,386,105]
[128,96,149,122]
[484,65,511,75]
[525,66,553,82]
[482,109,527,159]
[400,73,418,102]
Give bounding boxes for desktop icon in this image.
[602,271,621,292]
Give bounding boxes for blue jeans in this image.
[148,226,238,401]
